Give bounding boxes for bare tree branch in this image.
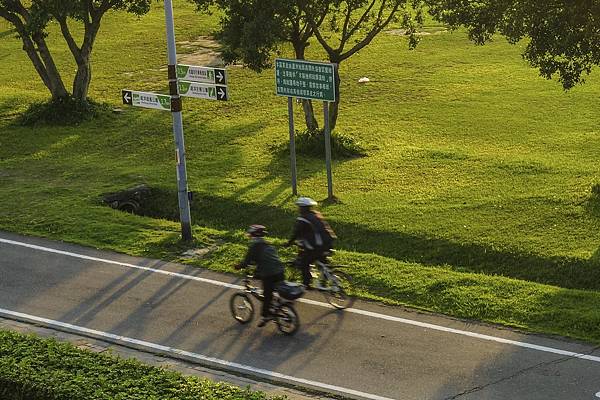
[339,2,400,61]
[343,0,378,46]
[339,3,353,51]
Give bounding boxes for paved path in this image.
[1,232,599,400]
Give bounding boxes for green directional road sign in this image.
[178,80,228,101]
[275,58,336,102]
[122,90,171,111]
[176,64,227,85]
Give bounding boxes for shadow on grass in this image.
[136,188,600,292]
[0,96,29,123]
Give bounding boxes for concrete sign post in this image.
[121,5,232,242]
[275,58,337,199]
[164,0,193,242]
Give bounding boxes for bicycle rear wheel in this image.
[230,293,254,324]
[324,270,354,310]
[275,304,300,335]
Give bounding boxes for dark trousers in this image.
[296,249,326,286]
[262,272,285,317]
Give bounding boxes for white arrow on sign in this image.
[121,89,171,111]
[177,64,228,86]
[178,80,228,101]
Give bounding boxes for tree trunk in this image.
[293,40,319,131]
[73,60,91,101]
[327,63,341,131]
[70,17,99,102]
[29,33,69,100]
[301,99,318,131]
[328,100,339,132]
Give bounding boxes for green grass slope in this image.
[1,1,599,342]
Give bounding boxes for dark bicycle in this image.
[229,273,304,335]
[288,250,354,310]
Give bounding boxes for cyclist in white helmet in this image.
[285,197,336,289]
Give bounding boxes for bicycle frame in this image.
[240,276,292,307]
[313,260,342,292]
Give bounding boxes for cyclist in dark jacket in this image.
[286,197,336,289]
[236,225,285,327]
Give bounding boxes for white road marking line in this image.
[2,237,600,364]
[0,308,395,400]
[0,238,242,289]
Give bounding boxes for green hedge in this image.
[0,330,284,400]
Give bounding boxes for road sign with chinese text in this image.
[178,81,228,101]
[122,90,171,111]
[275,58,336,102]
[176,64,227,85]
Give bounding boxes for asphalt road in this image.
[1,231,599,400]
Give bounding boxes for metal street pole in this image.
[164,0,193,241]
[323,102,333,199]
[288,97,298,195]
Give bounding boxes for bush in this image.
[286,129,366,158]
[0,330,284,400]
[18,97,111,126]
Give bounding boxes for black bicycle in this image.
[229,274,304,335]
[288,251,354,310]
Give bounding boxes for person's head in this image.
[295,197,317,214]
[246,224,267,239]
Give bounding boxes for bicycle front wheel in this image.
[275,304,300,335]
[230,293,254,324]
[324,270,354,310]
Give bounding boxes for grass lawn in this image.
[1,1,600,342]
[0,329,284,400]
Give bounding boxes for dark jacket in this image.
[287,211,336,250]
[239,238,284,278]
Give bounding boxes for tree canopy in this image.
[426,0,600,89]
[193,0,424,130]
[0,0,151,102]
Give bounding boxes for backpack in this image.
[276,281,305,300]
[298,213,336,250]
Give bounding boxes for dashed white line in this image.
[2,237,600,364]
[0,308,395,400]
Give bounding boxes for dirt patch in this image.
[177,36,227,67]
[181,245,220,260]
[387,27,448,36]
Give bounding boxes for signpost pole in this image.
[323,102,334,199]
[164,0,193,241]
[288,97,298,195]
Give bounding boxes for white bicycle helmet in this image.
[295,197,317,207]
[246,224,267,237]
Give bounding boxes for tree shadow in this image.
[137,190,600,291]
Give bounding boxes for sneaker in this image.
[257,317,273,327]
